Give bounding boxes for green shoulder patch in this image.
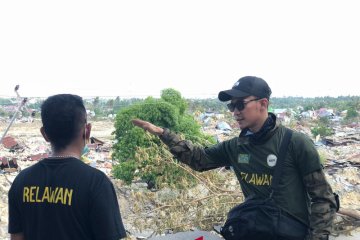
[238,154,250,164]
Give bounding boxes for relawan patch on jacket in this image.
[239,172,273,186]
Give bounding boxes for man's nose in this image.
[233,107,241,114]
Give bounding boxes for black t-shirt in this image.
[8,157,127,240]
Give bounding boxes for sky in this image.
[1,0,359,99]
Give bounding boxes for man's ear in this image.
[258,98,269,112]
[261,98,269,108]
[40,127,50,142]
[85,123,92,139]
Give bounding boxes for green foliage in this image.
[271,96,360,111]
[106,99,114,109]
[112,90,215,188]
[311,124,333,138]
[187,95,360,115]
[187,98,227,113]
[175,115,214,146]
[132,145,197,189]
[345,108,358,119]
[161,88,188,115]
[318,116,329,125]
[0,108,6,117]
[111,97,143,114]
[94,108,104,118]
[112,160,136,184]
[0,98,12,105]
[27,99,44,111]
[83,96,145,118]
[93,96,100,107]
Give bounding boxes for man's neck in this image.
[249,113,269,133]
[52,147,81,158]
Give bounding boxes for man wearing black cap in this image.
[132,76,337,240]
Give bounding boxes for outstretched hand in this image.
[131,119,164,136]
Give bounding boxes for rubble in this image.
[0,119,360,239]
[1,136,23,152]
[0,158,18,171]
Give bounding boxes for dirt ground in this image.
[1,120,359,239]
[0,119,115,137]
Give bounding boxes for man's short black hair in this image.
[41,94,86,151]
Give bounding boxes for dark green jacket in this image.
[160,114,337,239]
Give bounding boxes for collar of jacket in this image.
[237,112,279,145]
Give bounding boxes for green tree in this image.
[92,96,106,118]
[346,108,359,119]
[0,108,6,117]
[112,90,215,188]
[93,96,100,108]
[311,125,333,138]
[106,99,114,109]
[311,119,333,138]
[160,88,187,115]
[113,96,121,112]
[319,116,329,125]
[0,98,12,105]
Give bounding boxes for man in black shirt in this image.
[8,94,127,240]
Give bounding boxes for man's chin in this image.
[237,122,246,130]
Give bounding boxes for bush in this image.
[112,89,216,188]
[112,160,136,184]
[161,88,187,115]
[345,108,359,119]
[311,124,333,138]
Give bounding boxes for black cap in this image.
[218,76,272,102]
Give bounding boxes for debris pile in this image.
[1,117,360,239]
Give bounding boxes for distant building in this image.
[301,110,316,119]
[86,110,96,118]
[317,108,334,118]
[273,109,291,123]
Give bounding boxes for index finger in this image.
[131,119,147,127]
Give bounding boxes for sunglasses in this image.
[227,98,260,112]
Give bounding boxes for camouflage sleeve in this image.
[159,128,227,171]
[304,169,337,240]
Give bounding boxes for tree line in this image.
[0,95,359,119]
